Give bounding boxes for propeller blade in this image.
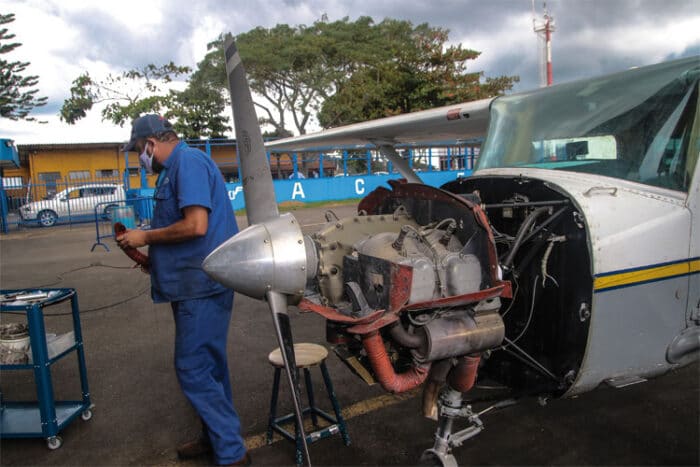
[224,34,279,225]
[210,36,317,466]
[268,290,311,466]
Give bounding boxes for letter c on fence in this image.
[355,179,365,195]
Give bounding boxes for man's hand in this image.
[116,228,149,248]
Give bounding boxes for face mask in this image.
[138,142,165,174]
[139,144,154,174]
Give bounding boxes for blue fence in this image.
[132,169,472,212]
[1,140,480,232]
[91,197,153,252]
[1,176,124,231]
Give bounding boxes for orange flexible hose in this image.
[362,331,429,393]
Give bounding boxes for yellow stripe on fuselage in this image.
[691,259,700,273]
[594,259,698,292]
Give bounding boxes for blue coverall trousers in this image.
[171,291,246,464]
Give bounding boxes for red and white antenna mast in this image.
[533,1,556,86]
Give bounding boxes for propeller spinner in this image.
[202,35,316,466]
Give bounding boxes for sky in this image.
[2,0,699,145]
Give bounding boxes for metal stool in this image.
[267,343,351,465]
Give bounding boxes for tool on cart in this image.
[0,323,30,364]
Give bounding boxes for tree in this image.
[192,17,386,137]
[0,13,48,121]
[318,19,519,127]
[60,62,190,127]
[164,41,231,139]
[164,85,230,140]
[190,18,518,133]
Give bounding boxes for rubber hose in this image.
[362,332,430,393]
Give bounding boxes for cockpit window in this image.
[477,57,700,192]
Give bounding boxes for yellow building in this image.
[5,139,315,201]
[13,143,159,188]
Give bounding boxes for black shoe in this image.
[220,452,252,466]
[177,437,212,459]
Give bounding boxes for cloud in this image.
[2,0,699,143]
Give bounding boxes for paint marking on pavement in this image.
[244,388,421,450]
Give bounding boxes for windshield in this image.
[477,56,700,192]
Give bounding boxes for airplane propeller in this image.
[202,35,316,466]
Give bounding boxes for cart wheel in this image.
[81,409,93,421]
[47,436,63,450]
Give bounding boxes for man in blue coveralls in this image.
[116,115,250,466]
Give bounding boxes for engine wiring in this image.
[490,205,570,386]
[505,274,539,346]
[541,235,566,287]
[498,274,561,384]
[499,273,520,318]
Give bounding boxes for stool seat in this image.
[268,343,328,368]
[266,343,350,465]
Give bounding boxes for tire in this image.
[38,210,58,227]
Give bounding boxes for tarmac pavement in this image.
[0,205,698,466]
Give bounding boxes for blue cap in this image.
[123,114,174,152]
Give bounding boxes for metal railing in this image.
[1,176,124,231]
[91,197,153,252]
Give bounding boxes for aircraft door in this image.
[666,93,700,364]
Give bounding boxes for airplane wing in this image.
[265,97,494,152]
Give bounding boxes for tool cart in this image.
[0,288,93,449]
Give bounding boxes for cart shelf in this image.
[1,288,93,449]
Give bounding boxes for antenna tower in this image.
[532,1,556,86]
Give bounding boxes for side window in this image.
[88,186,117,196]
[636,84,698,191]
[97,169,118,179]
[68,170,90,181]
[648,86,698,191]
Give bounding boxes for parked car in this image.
[19,183,126,227]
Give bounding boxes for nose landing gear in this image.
[420,386,517,466]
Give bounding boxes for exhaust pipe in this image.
[362,331,430,393]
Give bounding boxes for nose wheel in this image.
[421,386,518,465]
[420,386,484,466]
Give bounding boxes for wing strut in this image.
[374,142,423,183]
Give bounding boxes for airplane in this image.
[202,38,699,466]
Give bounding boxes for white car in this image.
[20,183,126,227]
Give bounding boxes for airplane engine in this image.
[352,226,483,305]
[298,180,510,394]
